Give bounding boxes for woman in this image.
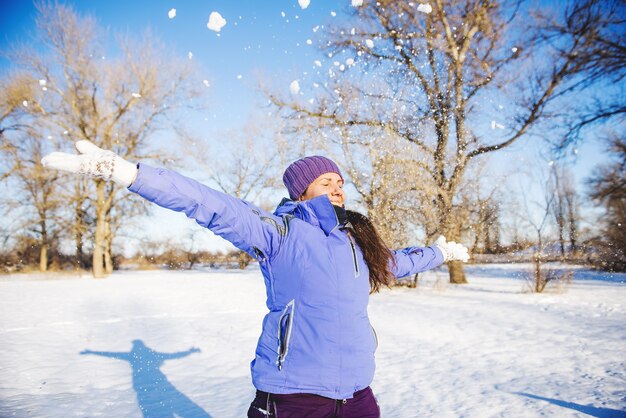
[42,141,469,417]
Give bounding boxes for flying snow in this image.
[203,80,210,87]
[417,3,433,14]
[168,8,176,19]
[207,12,227,32]
[346,58,355,66]
[331,11,337,17]
[306,39,313,45]
[39,79,46,86]
[188,52,193,60]
[298,0,310,9]
[352,0,364,6]
[290,80,301,95]
[314,60,322,67]
[22,100,28,107]
[365,39,375,48]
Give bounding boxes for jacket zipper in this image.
[347,233,360,278]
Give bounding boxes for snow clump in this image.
[168,9,176,19]
[290,80,301,95]
[207,12,227,32]
[298,0,310,9]
[417,3,433,14]
[365,39,374,48]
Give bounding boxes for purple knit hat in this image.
[283,156,343,200]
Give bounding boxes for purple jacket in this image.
[129,164,444,399]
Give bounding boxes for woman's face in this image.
[299,172,345,206]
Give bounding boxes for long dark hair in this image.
[346,210,396,293]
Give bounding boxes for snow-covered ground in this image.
[0,264,624,417]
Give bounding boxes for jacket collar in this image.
[273,195,339,236]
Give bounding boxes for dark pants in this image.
[247,387,380,418]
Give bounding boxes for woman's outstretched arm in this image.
[129,163,282,258]
[391,237,469,278]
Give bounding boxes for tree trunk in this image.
[104,214,113,274]
[74,189,86,270]
[92,181,106,278]
[568,202,578,255]
[448,261,467,284]
[39,226,48,273]
[558,225,566,259]
[407,273,419,288]
[442,215,467,284]
[75,229,84,270]
[104,241,113,274]
[533,252,545,293]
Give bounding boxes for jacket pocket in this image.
[276,299,296,370]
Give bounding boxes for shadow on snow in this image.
[514,392,625,417]
[81,339,211,418]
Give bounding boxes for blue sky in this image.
[1,0,347,130]
[0,1,613,252]
[1,0,609,175]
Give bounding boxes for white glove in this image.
[41,140,138,187]
[434,236,470,262]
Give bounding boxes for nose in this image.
[330,185,344,201]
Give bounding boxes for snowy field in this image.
[0,264,624,418]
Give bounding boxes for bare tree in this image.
[587,134,626,271]
[7,3,206,277]
[518,164,556,292]
[0,131,61,271]
[0,72,63,272]
[469,194,502,256]
[549,164,579,259]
